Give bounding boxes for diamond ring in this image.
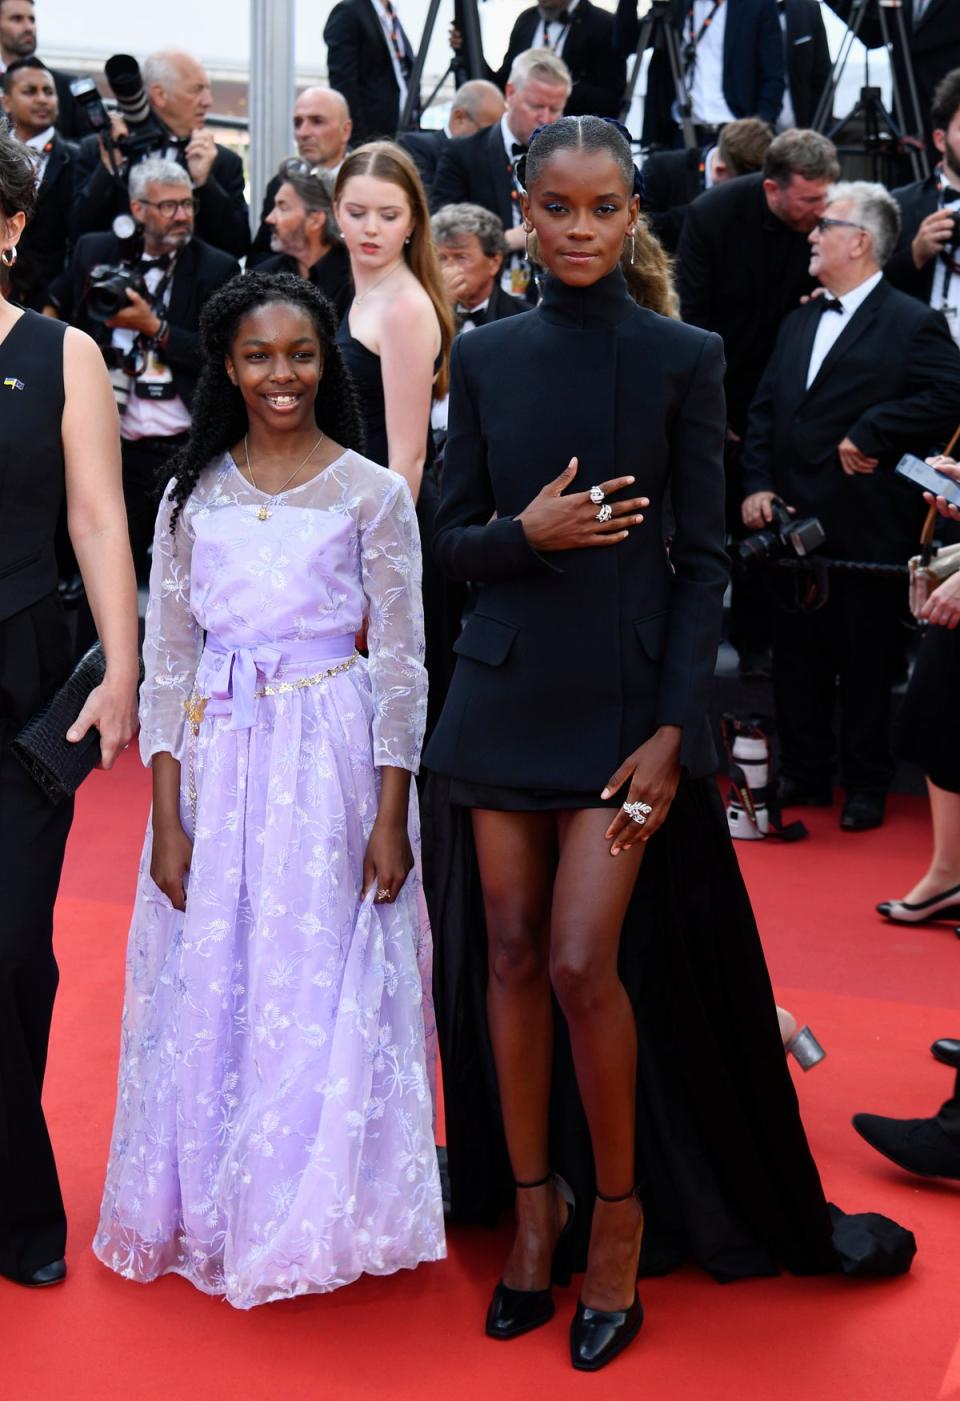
[375,888,392,902]
[596,503,613,523]
[589,485,606,505]
[623,800,653,825]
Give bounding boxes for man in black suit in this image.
[53,157,240,580]
[399,79,505,196]
[69,50,249,260]
[324,0,420,143]
[616,0,784,148]
[741,180,960,830]
[258,164,354,319]
[0,0,91,139]
[431,48,571,301]
[884,69,960,344]
[642,115,773,252]
[823,0,960,152]
[780,0,833,129]
[0,58,75,309]
[481,0,625,118]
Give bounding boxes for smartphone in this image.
[894,454,960,507]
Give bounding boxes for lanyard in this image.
[380,0,411,77]
[540,12,570,50]
[685,0,725,70]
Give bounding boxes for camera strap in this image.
[133,254,178,400]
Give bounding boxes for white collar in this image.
[703,145,718,190]
[829,268,883,315]
[501,113,525,156]
[24,126,55,151]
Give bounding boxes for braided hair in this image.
[517,116,678,318]
[165,271,365,535]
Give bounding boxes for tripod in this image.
[812,0,929,183]
[398,0,486,133]
[620,0,696,150]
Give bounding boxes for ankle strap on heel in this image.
[515,1173,552,1190]
[595,1186,639,1203]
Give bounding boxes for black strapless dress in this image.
[337,324,451,742]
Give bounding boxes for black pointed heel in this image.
[485,1173,576,1341]
[570,1187,644,1372]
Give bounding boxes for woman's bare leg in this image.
[550,808,646,1311]
[902,780,960,904]
[472,807,566,1289]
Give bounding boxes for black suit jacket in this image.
[618,0,785,147]
[783,0,832,128]
[425,269,729,785]
[324,0,419,142]
[11,133,76,310]
[430,122,515,227]
[741,278,960,562]
[491,0,625,118]
[398,128,448,193]
[677,171,817,435]
[55,233,240,408]
[641,146,707,253]
[823,0,960,145]
[885,173,941,304]
[70,136,250,260]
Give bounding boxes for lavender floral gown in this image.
[94,451,445,1308]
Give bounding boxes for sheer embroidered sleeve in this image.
[138,483,203,765]
[359,473,427,772]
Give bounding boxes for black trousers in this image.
[937,1074,960,1144]
[121,432,188,583]
[772,572,909,796]
[0,595,74,1280]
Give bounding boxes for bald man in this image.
[398,80,506,194]
[250,85,354,266]
[70,48,250,258]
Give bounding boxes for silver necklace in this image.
[244,432,324,521]
[353,259,404,305]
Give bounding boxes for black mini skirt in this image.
[448,778,622,812]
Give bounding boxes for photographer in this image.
[741,181,960,831]
[53,158,240,579]
[69,51,249,260]
[885,69,960,343]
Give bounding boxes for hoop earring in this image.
[0,245,16,268]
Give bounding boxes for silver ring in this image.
[623,800,653,825]
[375,888,392,902]
[589,485,606,505]
[596,503,613,523]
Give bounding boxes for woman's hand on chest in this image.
[516,457,649,553]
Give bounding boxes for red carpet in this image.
[4,757,959,1400]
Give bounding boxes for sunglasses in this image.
[815,216,866,234]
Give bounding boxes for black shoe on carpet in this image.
[932,1039,960,1070]
[12,1258,67,1288]
[841,794,885,832]
[852,1114,960,1180]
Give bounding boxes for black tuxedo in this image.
[458,282,530,328]
[823,0,960,147]
[617,0,785,147]
[56,232,240,408]
[490,0,625,118]
[324,0,419,142]
[431,122,516,228]
[70,135,250,260]
[425,270,729,786]
[885,172,943,304]
[678,172,817,436]
[741,277,960,796]
[10,133,76,310]
[257,245,354,320]
[783,0,832,128]
[641,146,707,252]
[398,128,448,193]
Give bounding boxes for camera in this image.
[86,264,148,322]
[70,55,167,171]
[736,498,826,572]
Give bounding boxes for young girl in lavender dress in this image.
[94,272,445,1308]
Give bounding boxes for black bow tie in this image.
[138,253,173,272]
[820,297,844,314]
[511,142,528,158]
[941,184,960,204]
[456,303,488,326]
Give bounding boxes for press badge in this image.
[135,347,176,400]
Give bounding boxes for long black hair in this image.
[165,271,365,535]
[517,116,677,317]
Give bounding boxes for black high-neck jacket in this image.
[425,268,729,787]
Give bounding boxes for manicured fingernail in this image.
[67,731,78,741]
[600,788,610,799]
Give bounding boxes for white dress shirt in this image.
[805,270,883,389]
[536,0,579,58]
[115,254,192,441]
[688,1,736,126]
[777,8,797,131]
[24,126,56,185]
[371,0,409,120]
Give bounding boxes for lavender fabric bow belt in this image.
[203,633,357,729]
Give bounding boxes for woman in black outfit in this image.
[0,132,139,1289]
[425,117,914,1373]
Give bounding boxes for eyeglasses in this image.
[815,216,866,234]
[139,197,196,217]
